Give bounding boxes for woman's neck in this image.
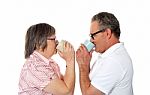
[35,49,52,59]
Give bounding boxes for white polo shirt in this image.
[89,43,134,95]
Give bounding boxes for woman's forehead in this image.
[48,35,56,38]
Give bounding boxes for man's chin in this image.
[95,48,101,53]
[94,48,98,52]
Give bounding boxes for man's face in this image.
[90,21,107,53]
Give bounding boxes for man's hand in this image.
[76,44,92,65]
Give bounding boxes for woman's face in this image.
[46,35,58,57]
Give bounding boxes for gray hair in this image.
[92,12,121,39]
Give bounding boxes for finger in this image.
[81,44,88,52]
[91,49,94,53]
[64,41,67,48]
[66,42,73,51]
[66,41,72,49]
[71,45,75,51]
[77,48,81,53]
[76,47,80,53]
[58,51,63,57]
[81,44,86,50]
[68,42,73,49]
[78,44,84,51]
[76,45,83,53]
[89,50,94,56]
[76,49,80,58]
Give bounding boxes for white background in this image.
[0,0,150,95]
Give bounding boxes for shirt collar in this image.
[33,51,54,64]
[98,42,124,58]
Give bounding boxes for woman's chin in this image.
[54,49,57,54]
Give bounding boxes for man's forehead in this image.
[90,21,100,33]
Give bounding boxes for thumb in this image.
[58,51,63,57]
[89,49,94,56]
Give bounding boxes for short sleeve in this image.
[90,58,124,94]
[25,62,58,90]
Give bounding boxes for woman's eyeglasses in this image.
[47,36,56,40]
[47,38,56,40]
[47,36,58,45]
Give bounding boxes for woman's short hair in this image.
[25,23,55,58]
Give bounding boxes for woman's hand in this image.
[58,41,75,63]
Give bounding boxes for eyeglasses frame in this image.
[89,29,106,39]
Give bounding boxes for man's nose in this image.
[90,38,94,43]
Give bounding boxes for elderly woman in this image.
[19,23,75,95]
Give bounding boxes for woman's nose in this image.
[55,40,59,45]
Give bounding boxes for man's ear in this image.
[105,28,112,39]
